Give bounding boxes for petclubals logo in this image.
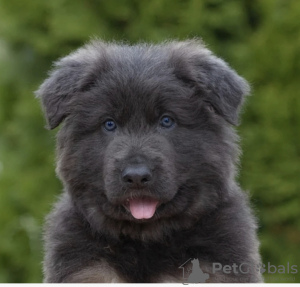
[212,262,298,275]
[179,259,298,283]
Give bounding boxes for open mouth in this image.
[124,197,159,220]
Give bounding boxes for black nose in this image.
[122,164,152,187]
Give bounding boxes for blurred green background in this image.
[0,0,299,283]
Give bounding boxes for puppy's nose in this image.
[122,164,152,187]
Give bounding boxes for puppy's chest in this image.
[100,240,187,282]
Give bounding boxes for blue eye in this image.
[160,115,175,128]
[103,119,117,131]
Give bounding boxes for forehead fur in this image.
[62,40,207,125]
[58,39,222,91]
[63,39,210,65]
[36,39,249,129]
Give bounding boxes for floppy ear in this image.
[171,41,250,125]
[193,53,250,125]
[35,58,92,129]
[35,42,108,129]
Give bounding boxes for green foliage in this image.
[0,0,299,283]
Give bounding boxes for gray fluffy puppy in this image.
[36,39,263,283]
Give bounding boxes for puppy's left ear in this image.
[172,41,250,125]
[193,53,250,125]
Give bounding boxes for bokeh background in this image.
[0,0,299,283]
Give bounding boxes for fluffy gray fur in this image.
[36,39,262,283]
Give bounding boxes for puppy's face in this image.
[37,40,249,238]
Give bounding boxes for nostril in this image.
[141,177,149,184]
[122,173,133,184]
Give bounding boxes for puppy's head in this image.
[36,40,249,239]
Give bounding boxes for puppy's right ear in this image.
[36,41,110,129]
[35,58,90,129]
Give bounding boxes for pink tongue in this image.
[129,198,159,219]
